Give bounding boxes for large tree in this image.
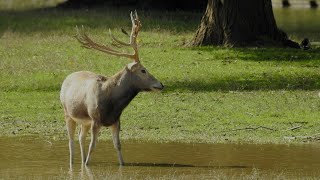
[190,0,300,48]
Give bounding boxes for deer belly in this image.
[73,117,93,126]
[67,105,92,125]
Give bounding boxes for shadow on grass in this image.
[0,7,200,34]
[2,75,320,92]
[190,46,320,62]
[165,77,320,92]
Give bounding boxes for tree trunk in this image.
[310,0,318,8]
[190,0,300,48]
[282,0,290,7]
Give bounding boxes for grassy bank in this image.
[1,90,320,143]
[1,8,320,143]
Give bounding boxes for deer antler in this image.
[75,11,142,62]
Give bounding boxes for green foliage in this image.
[0,8,320,143]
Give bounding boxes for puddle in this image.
[1,137,320,179]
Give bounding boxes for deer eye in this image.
[141,69,146,74]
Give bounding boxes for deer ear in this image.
[127,62,139,71]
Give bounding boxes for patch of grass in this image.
[0,8,320,144]
[0,0,65,10]
[274,8,320,42]
[1,90,320,144]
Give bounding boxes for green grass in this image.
[1,8,320,143]
[0,0,65,10]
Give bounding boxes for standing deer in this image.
[60,11,164,166]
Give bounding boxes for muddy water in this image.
[1,137,320,179]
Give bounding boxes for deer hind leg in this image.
[79,124,90,164]
[85,122,100,166]
[66,117,76,167]
[111,121,124,166]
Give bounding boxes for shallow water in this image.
[1,137,320,179]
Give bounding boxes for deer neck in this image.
[105,68,139,106]
[110,68,139,97]
[98,69,139,126]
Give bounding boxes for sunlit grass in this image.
[274,8,320,42]
[0,0,65,10]
[1,90,320,143]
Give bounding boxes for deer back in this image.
[60,71,109,122]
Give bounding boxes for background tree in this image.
[282,0,290,7]
[189,0,300,48]
[310,0,319,8]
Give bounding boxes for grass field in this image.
[1,7,320,143]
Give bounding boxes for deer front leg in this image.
[79,124,90,164]
[111,120,124,166]
[85,122,100,166]
[66,117,76,168]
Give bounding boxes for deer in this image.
[60,11,164,167]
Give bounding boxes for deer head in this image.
[75,11,164,91]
